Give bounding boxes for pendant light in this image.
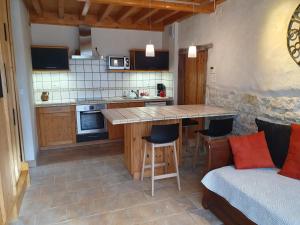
[146,0,155,57]
[146,41,155,57]
[188,45,197,58]
[188,1,196,58]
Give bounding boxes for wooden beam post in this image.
[58,0,64,19]
[81,0,91,17]
[133,8,159,23]
[98,4,114,21]
[116,6,137,22]
[164,12,192,25]
[152,10,178,24]
[32,0,42,15]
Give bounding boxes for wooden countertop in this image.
[35,97,173,108]
[102,104,237,125]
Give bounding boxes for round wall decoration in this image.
[287,4,300,66]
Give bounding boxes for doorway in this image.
[178,45,210,134]
[178,47,209,105]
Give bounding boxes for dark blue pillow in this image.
[255,118,290,168]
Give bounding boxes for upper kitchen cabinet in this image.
[31,46,69,71]
[130,50,169,71]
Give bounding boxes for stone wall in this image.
[206,86,300,134]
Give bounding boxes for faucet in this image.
[131,90,139,99]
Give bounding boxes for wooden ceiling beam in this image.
[191,0,211,4]
[81,0,91,17]
[133,8,160,23]
[32,0,42,15]
[98,4,114,21]
[29,12,164,31]
[163,11,191,25]
[152,10,178,24]
[83,0,217,13]
[115,6,137,22]
[200,0,225,12]
[58,0,64,19]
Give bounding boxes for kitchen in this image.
[32,24,234,174]
[33,24,175,149]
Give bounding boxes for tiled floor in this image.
[14,143,222,225]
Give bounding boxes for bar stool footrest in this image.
[144,162,167,169]
[154,173,178,180]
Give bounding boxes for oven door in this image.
[77,110,107,134]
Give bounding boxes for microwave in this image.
[107,56,130,70]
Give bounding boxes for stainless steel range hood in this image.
[72,25,97,59]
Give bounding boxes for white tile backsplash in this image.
[102,90,109,98]
[84,72,92,80]
[76,73,85,80]
[75,64,84,72]
[33,59,174,103]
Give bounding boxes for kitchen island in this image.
[101,104,236,179]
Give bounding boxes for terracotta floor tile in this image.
[18,145,221,225]
[188,208,223,225]
[35,206,68,225]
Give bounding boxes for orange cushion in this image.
[229,132,275,169]
[279,124,300,180]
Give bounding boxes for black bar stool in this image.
[141,123,181,196]
[181,118,199,166]
[194,117,234,168]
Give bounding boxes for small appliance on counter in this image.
[157,83,166,97]
[107,56,130,70]
[76,104,108,142]
[41,91,49,101]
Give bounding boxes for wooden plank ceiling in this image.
[23,0,225,31]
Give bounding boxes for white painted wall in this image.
[31,24,163,57]
[31,24,79,53]
[92,28,163,56]
[11,0,38,163]
[178,0,300,96]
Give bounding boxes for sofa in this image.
[201,119,300,225]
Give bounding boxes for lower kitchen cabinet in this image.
[107,102,145,140]
[36,106,76,148]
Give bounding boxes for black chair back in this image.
[150,123,180,143]
[208,118,233,137]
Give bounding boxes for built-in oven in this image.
[76,104,108,142]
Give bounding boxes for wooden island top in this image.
[101,104,237,125]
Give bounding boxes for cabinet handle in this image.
[3,23,7,41]
[0,71,3,98]
[12,108,16,126]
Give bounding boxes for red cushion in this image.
[279,124,300,180]
[229,132,275,169]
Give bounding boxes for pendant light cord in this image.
[149,0,152,43]
[192,1,195,46]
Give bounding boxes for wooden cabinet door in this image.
[107,102,145,140]
[37,106,76,148]
[178,49,208,105]
[178,48,208,130]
